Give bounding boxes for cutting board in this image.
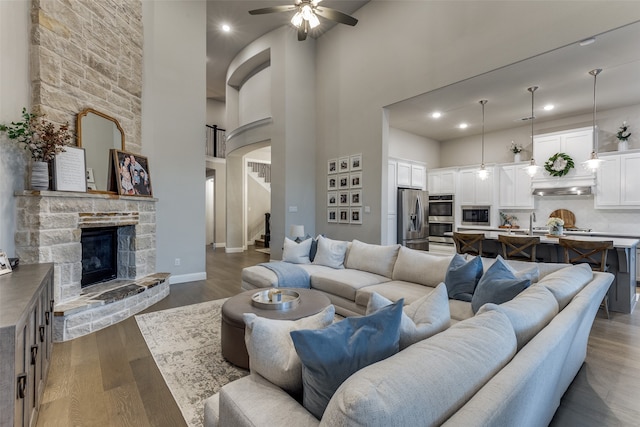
[549,209,575,228]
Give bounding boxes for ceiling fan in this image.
[249,0,358,41]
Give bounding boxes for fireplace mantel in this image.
[14,190,167,341]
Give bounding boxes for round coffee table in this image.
[221,288,331,369]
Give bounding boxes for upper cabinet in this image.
[458,166,493,206]
[533,127,593,179]
[595,152,640,209]
[428,168,456,195]
[498,163,534,208]
[396,160,426,190]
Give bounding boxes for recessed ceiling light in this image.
[221,24,231,32]
[431,112,442,119]
[458,123,468,129]
[579,37,595,46]
[543,104,554,111]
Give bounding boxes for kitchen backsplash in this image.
[502,195,640,234]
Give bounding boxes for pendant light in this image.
[524,86,541,177]
[583,68,604,171]
[477,100,489,181]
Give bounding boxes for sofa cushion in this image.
[471,257,531,313]
[354,280,434,307]
[282,237,312,264]
[344,239,400,278]
[477,285,559,350]
[448,299,475,322]
[312,236,349,269]
[311,268,390,301]
[366,283,450,349]
[291,300,403,420]
[445,254,483,302]
[478,257,567,281]
[392,246,453,287]
[537,263,593,310]
[321,310,517,427]
[243,305,335,396]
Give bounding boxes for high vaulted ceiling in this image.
[206,0,369,101]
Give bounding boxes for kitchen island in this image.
[452,230,639,314]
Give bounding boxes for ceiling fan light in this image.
[309,13,320,29]
[301,5,314,20]
[291,12,303,27]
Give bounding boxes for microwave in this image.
[461,206,490,226]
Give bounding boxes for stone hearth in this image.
[15,190,168,341]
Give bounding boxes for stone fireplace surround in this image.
[15,191,169,341]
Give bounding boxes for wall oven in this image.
[428,195,454,244]
[461,206,491,226]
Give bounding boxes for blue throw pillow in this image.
[290,299,403,420]
[444,253,483,302]
[471,256,531,313]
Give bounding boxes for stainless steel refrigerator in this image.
[397,188,429,251]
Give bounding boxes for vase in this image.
[514,153,521,162]
[549,225,563,236]
[618,140,628,152]
[31,161,49,191]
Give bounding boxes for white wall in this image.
[0,0,30,257]
[389,127,440,169]
[142,0,207,284]
[238,66,271,127]
[315,1,640,244]
[206,98,226,127]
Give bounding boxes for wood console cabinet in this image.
[0,264,54,427]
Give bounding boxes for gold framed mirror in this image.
[77,108,125,192]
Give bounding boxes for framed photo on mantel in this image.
[110,149,153,197]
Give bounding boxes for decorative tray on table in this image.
[252,289,300,310]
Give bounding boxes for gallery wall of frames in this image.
[326,154,362,224]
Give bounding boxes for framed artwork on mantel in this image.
[111,149,153,197]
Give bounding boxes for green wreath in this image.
[544,152,574,177]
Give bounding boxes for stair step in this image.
[255,238,265,248]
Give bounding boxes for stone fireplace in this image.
[15,191,169,341]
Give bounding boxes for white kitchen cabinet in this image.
[428,168,457,195]
[458,166,493,206]
[396,160,425,190]
[595,152,640,209]
[533,127,593,178]
[499,163,534,208]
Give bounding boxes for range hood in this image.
[531,176,596,196]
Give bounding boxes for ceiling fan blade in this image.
[314,7,358,26]
[298,22,308,41]
[249,5,296,15]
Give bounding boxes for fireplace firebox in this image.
[81,227,118,287]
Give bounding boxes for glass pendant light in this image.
[524,86,541,177]
[583,68,604,171]
[477,100,489,181]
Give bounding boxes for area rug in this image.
[135,299,248,427]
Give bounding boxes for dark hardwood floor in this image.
[37,247,640,426]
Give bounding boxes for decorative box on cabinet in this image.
[0,264,54,427]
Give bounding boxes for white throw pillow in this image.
[345,239,401,278]
[392,246,453,287]
[282,237,312,264]
[366,283,451,350]
[243,305,335,395]
[312,236,349,269]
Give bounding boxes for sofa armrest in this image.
[218,374,320,427]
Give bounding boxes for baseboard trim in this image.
[225,247,244,253]
[169,272,207,284]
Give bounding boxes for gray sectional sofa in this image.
[205,238,613,427]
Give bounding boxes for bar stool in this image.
[452,232,484,257]
[498,235,540,262]
[558,238,614,318]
